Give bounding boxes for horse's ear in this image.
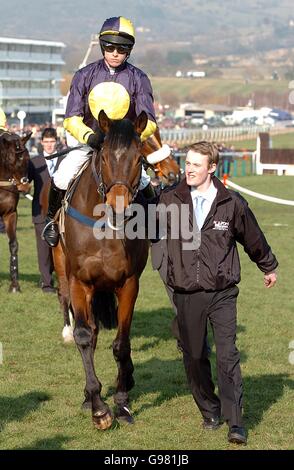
[98,110,111,134]
[21,132,32,145]
[134,111,148,136]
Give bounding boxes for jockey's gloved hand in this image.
[87,130,105,150]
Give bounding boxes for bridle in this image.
[91,145,142,203]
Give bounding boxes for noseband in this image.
[91,148,142,203]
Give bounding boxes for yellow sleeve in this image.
[140,119,157,142]
[63,116,94,144]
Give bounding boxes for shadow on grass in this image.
[0,391,50,432]
[243,373,294,430]
[0,272,40,286]
[104,355,188,417]
[106,367,294,432]
[15,434,72,450]
[131,308,248,363]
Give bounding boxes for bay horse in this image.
[0,130,31,292]
[53,110,180,429]
[47,124,180,343]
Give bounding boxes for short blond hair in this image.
[187,141,219,167]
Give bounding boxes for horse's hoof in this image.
[62,325,74,343]
[9,286,21,293]
[92,409,113,430]
[116,405,134,425]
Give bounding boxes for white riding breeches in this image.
[53,132,151,191]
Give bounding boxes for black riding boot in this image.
[42,181,65,247]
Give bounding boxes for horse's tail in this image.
[92,291,118,330]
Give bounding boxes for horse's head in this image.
[142,130,181,187]
[98,110,147,214]
[0,131,31,191]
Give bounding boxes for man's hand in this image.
[87,131,104,150]
[17,181,32,194]
[264,271,277,288]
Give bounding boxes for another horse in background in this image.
[141,128,181,186]
[0,130,31,292]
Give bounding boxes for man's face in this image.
[104,49,127,68]
[185,150,216,187]
[42,137,57,155]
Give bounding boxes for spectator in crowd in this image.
[28,128,65,293]
[218,142,233,176]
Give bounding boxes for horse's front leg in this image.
[113,275,139,423]
[52,243,74,343]
[69,276,113,430]
[4,212,20,293]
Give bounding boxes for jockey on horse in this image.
[43,16,170,248]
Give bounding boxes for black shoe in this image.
[202,416,221,430]
[42,218,59,247]
[228,426,247,445]
[42,286,57,294]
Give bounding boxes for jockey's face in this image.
[104,49,127,68]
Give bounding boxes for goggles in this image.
[101,42,132,55]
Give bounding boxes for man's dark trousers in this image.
[34,222,54,288]
[174,285,243,427]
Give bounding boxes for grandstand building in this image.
[0,36,65,123]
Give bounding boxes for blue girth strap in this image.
[66,204,105,229]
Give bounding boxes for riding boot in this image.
[42,181,65,247]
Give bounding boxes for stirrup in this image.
[41,219,60,247]
[41,219,56,240]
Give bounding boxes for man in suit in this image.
[158,141,278,445]
[28,128,65,293]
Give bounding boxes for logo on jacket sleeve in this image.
[213,220,229,231]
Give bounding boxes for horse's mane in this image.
[107,119,137,161]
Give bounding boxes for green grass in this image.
[225,132,294,150]
[0,176,293,450]
[150,77,289,105]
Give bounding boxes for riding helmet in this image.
[99,16,135,47]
